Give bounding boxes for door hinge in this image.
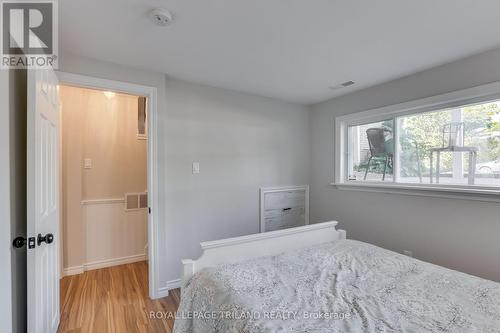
[148,207,151,214]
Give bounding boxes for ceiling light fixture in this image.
[103,91,116,99]
[149,8,173,26]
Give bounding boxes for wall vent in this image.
[329,80,355,90]
[125,192,148,211]
[341,80,355,87]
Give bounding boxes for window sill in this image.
[330,182,500,203]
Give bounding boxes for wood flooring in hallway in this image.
[58,261,180,333]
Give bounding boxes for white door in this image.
[27,69,60,333]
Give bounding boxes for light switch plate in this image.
[192,162,200,174]
[84,158,92,169]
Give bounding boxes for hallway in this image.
[58,262,180,332]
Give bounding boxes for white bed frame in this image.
[181,221,346,283]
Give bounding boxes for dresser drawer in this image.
[260,186,309,233]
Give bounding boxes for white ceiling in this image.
[60,0,500,105]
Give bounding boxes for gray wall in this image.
[59,52,310,284]
[163,80,310,281]
[309,47,500,282]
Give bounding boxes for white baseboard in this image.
[63,266,84,277]
[166,279,182,290]
[155,279,182,298]
[157,287,169,298]
[85,253,146,271]
[63,253,146,276]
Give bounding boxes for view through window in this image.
[347,100,500,187]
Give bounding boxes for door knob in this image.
[37,233,54,246]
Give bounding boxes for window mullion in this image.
[393,117,400,183]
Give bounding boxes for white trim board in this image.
[85,254,146,271]
[62,266,84,277]
[157,278,182,298]
[56,71,162,299]
[156,287,169,298]
[81,198,125,205]
[332,182,500,203]
[166,279,182,290]
[335,80,500,126]
[63,254,147,277]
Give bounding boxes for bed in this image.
[173,222,500,332]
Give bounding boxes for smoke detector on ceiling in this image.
[149,8,173,26]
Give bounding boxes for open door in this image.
[27,69,60,333]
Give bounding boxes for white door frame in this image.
[55,71,161,299]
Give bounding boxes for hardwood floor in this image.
[58,261,180,333]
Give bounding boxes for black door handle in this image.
[37,233,54,246]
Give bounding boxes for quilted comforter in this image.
[173,239,500,332]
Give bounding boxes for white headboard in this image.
[181,221,346,284]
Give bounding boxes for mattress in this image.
[173,239,500,332]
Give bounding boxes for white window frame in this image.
[334,80,500,202]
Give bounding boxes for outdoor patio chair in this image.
[429,122,478,185]
[364,127,394,181]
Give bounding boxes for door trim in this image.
[55,71,161,299]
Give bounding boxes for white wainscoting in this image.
[64,199,148,276]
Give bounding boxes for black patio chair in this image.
[364,127,394,181]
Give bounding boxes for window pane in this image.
[347,120,394,182]
[397,100,500,186]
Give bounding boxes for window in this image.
[335,82,500,197]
